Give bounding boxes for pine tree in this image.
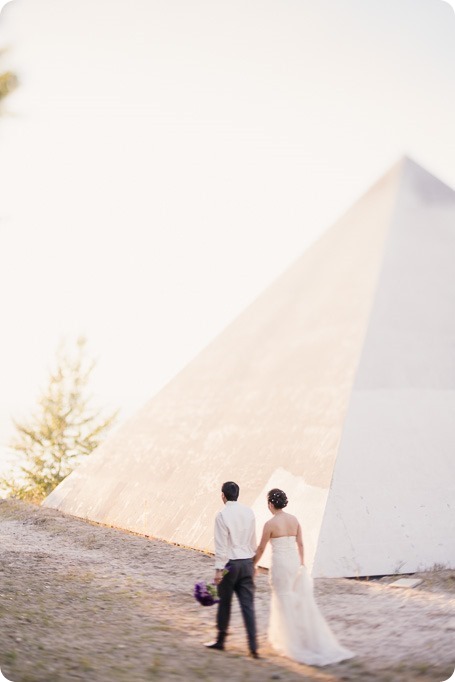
[1,338,118,503]
[0,46,18,107]
[0,69,17,102]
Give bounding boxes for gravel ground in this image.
[0,499,453,682]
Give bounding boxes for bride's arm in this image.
[253,522,272,567]
[296,523,305,565]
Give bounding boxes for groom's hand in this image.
[214,569,223,585]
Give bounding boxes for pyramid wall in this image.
[44,159,455,577]
[314,160,455,576]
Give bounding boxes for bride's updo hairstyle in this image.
[268,488,288,509]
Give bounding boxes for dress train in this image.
[268,536,354,666]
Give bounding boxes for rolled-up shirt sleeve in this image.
[214,512,229,569]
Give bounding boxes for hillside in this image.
[0,499,453,682]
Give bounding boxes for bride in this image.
[253,488,354,666]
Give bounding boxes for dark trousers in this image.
[216,558,257,653]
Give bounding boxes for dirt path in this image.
[0,499,453,682]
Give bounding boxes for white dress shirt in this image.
[214,501,257,569]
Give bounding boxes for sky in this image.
[0,0,454,474]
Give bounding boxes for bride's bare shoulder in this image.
[286,512,300,526]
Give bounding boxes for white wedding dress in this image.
[268,536,355,666]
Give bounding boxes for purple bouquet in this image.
[194,581,219,606]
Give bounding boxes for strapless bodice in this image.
[270,536,297,554]
[270,535,297,544]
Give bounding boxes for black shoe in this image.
[204,641,225,651]
[249,651,260,659]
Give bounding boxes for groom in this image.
[204,481,259,658]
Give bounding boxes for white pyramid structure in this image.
[44,158,455,577]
